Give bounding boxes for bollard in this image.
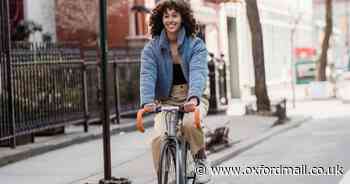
[218,53,228,105]
[208,53,218,113]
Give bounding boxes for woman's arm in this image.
[187,38,208,105]
[140,42,157,107]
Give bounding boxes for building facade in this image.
[314,0,350,70]
[216,0,313,100]
[9,0,314,102]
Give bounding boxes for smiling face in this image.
[162,8,182,35]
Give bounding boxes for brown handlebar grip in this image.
[136,109,145,133]
[194,108,201,129]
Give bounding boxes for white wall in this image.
[259,0,314,85]
[190,1,220,56]
[218,0,313,100]
[24,0,57,42]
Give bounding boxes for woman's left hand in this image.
[184,98,198,112]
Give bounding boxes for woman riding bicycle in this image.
[140,0,211,183]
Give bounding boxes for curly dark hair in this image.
[149,0,197,38]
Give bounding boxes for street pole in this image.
[99,0,112,180]
[290,31,296,109]
[2,0,16,148]
[290,14,299,109]
[98,1,131,183]
[346,0,350,70]
[289,8,304,109]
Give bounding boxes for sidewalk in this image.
[0,112,309,184]
[0,115,155,167]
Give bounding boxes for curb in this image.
[210,115,312,166]
[0,117,155,168]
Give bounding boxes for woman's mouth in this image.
[167,23,177,29]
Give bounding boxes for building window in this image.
[131,2,151,36]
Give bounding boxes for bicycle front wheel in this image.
[158,142,177,184]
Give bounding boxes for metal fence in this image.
[0,41,141,146]
[0,39,228,147]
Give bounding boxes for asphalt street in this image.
[213,115,350,184]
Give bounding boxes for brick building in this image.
[7,0,315,103]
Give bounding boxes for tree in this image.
[316,0,333,81]
[246,0,271,112]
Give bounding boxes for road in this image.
[213,115,350,183]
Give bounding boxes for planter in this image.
[308,81,334,100]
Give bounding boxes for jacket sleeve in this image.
[140,43,157,107]
[187,38,208,103]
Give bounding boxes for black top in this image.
[173,64,187,85]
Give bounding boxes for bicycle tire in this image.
[158,141,177,184]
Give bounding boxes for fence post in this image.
[113,62,120,124]
[208,53,218,113]
[82,62,89,132]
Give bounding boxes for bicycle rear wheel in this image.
[158,142,177,184]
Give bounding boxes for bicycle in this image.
[136,105,201,184]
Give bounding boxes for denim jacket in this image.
[140,27,208,106]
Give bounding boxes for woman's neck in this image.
[166,31,177,43]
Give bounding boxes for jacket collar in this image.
[160,26,186,50]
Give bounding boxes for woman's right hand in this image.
[144,102,157,112]
[137,102,158,133]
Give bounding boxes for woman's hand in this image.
[144,103,157,112]
[184,98,198,112]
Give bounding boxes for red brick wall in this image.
[108,1,129,47]
[56,0,130,47]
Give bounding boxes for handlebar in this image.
[136,106,201,133]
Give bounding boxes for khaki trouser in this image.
[151,84,209,172]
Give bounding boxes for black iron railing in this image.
[0,41,228,146]
[0,42,141,145]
